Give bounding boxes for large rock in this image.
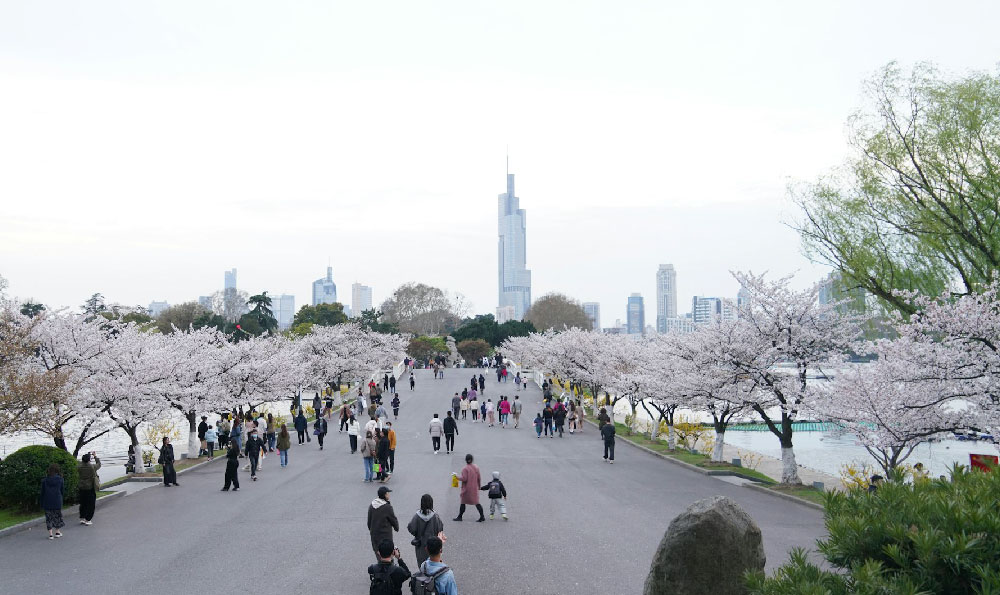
[643,496,765,595]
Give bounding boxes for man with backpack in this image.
[367,539,411,595]
[368,486,399,559]
[411,536,457,595]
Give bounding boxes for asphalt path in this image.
[0,369,825,594]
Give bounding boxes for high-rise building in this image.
[224,268,237,290]
[148,301,169,317]
[498,171,531,320]
[737,286,750,312]
[495,305,516,324]
[583,302,601,331]
[627,293,645,335]
[662,317,696,334]
[691,296,737,324]
[270,294,295,330]
[352,283,372,318]
[655,264,677,333]
[198,296,212,311]
[312,266,337,306]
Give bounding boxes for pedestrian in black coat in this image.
[601,421,616,463]
[377,431,391,481]
[294,411,308,444]
[158,437,179,486]
[221,444,240,491]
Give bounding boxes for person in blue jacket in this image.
[40,463,65,540]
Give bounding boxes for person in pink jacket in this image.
[453,453,485,522]
[498,397,512,428]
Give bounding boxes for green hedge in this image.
[747,465,1000,594]
[0,445,80,511]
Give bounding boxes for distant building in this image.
[736,286,750,312]
[148,301,169,317]
[495,305,516,324]
[662,317,696,334]
[352,283,372,318]
[269,294,295,330]
[498,171,532,320]
[198,296,212,311]
[583,302,601,331]
[655,264,677,333]
[691,296,737,324]
[224,268,237,291]
[627,293,645,335]
[312,266,338,306]
[818,271,866,314]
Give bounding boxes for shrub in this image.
[747,465,1000,594]
[0,445,80,511]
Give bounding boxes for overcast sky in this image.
[2,1,999,325]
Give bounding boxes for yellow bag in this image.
[451,473,459,488]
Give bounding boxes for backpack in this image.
[370,564,395,595]
[488,479,502,498]
[410,562,450,595]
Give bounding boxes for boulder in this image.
[643,496,765,595]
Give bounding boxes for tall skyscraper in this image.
[583,302,601,331]
[655,264,677,333]
[224,268,237,290]
[498,170,531,320]
[312,265,338,306]
[627,293,645,335]
[270,294,295,330]
[352,283,372,318]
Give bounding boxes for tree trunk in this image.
[125,428,146,474]
[187,411,199,459]
[629,402,638,435]
[667,424,676,450]
[712,431,726,463]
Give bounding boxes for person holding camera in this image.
[367,539,411,595]
[77,451,101,525]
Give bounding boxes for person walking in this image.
[480,471,508,521]
[451,393,460,420]
[453,453,485,522]
[542,404,554,438]
[265,413,276,452]
[601,418,616,463]
[511,395,523,429]
[514,373,522,391]
[347,414,360,454]
[339,402,350,432]
[409,375,415,391]
[217,416,230,450]
[277,424,291,468]
[231,418,244,454]
[418,537,458,595]
[312,393,322,418]
[485,399,495,427]
[478,374,485,393]
[385,422,397,474]
[533,412,544,438]
[361,430,377,482]
[294,410,307,445]
[376,428,391,482]
[470,376,477,393]
[576,399,585,433]
[407,494,445,566]
[197,415,209,456]
[498,397,510,427]
[568,402,578,434]
[40,463,65,539]
[77,452,100,526]
[389,375,396,394]
[158,436,178,486]
[469,393,478,422]
[443,411,458,454]
[391,394,400,420]
[368,539,411,595]
[375,402,388,425]
[204,425,218,459]
[245,429,266,480]
[313,415,328,451]
[554,404,566,437]
[597,407,611,436]
[383,373,390,393]
[221,442,240,491]
[479,399,487,422]
[429,414,444,454]
[367,486,399,560]
[459,394,469,420]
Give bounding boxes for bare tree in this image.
[524,293,592,331]
[380,282,463,336]
[155,302,209,334]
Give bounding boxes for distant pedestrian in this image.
[204,425,217,458]
[221,442,240,491]
[512,395,523,428]
[597,407,611,435]
[386,422,397,474]
[231,418,244,453]
[158,436,178,486]
[198,415,209,456]
[443,411,458,454]
[245,429,266,480]
[409,375,415,391]
[575,399,585,433]
[416,537,458,595]
[469,394,478,422]
[361,430,376,482]
[266,413,277,452]
[314,416,328,450]
[40,463,65,539]
[389,375,396,394]
[377,428,391,482]
[391,394,400,419]
[533,412,543,438]
[542,404,554,438]
[77,452,100,526]
[480,471,508,520]
[451,393,461,419]
[347,414,360,454]
[479,399,487,421]
[453,453,485,522]
[554,404,566,437]
[478,374,485,392]
[470,376,477,393]
[485,399,495,427]
[339,402,350,432]
[277,424,291,468]
[407,494,446,566]
[294,411,307,444]
[368,486,399,560]
[568,402,578,434]
[312,393,322,418]
[498,397,511,427]
[515,373,522,391]
[601,419,616,463]
[368,539,411,595]
[429,414,444,454]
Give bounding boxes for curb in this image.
[744,482,825,511]
[0,490,127,539]
[117,454,224,484]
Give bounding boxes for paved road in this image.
[0,369,825,594]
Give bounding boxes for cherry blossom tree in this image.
[297,323,407,405]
